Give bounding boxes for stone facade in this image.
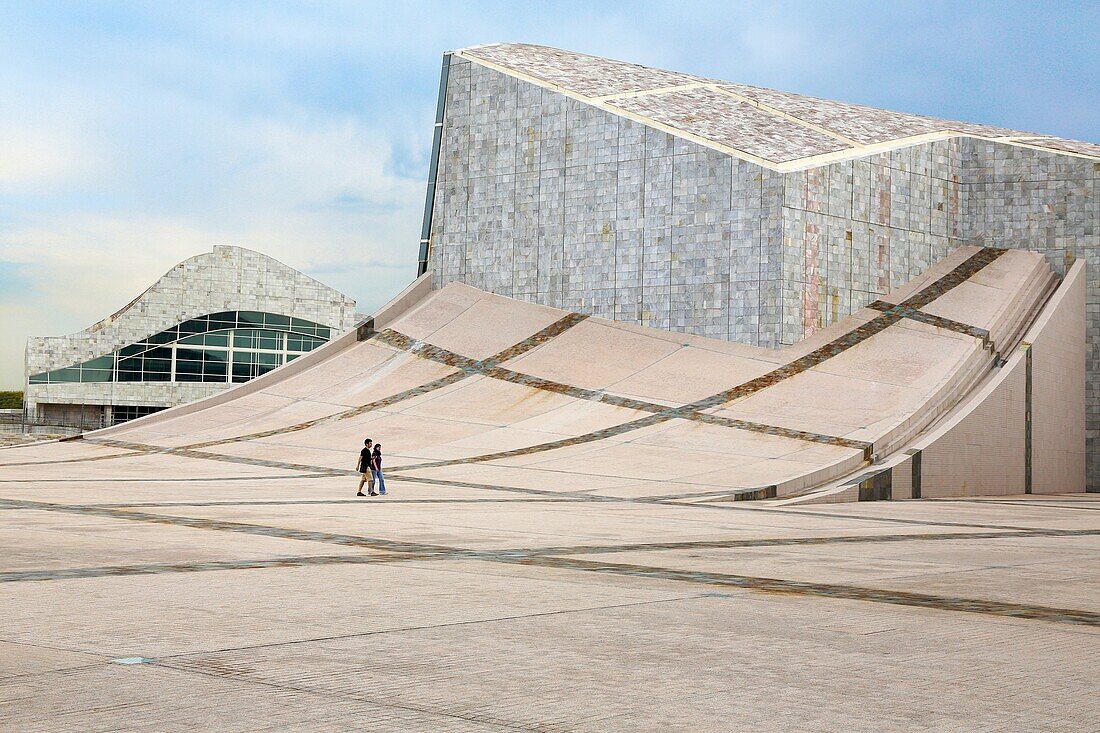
[25,245,358,420]
[430,57,788,345]
[425,45,1099,487]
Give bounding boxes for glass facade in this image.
[30,311,331,385]
[112,405,167,424]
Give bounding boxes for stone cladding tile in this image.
[610,87,847,162]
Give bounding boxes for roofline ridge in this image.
[456,48,1099,168]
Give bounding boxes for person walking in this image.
[356,438,377,497]
[371,443,386,496]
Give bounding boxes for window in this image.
[28,311,334,385]
[112,405,167,425]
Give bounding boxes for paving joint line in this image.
[21,437,1071,532]
[181,312,591,450]
[384,248,1009,473]
[15,249,1006,474]
[4,495,1099,627]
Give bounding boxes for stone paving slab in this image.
[2,477,1099,730]
[0,508,382,572]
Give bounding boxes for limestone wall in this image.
[428,57,1099,487]
[778,141,962,344]
[25,245,358,412]
[429,58,787,346]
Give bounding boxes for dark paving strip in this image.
[897,247,1007,309]
[17,249,1006,472]
[509,555,1100,627]
[867,300,995,351]
[389,412,673,472]
[0,554,411,583]
[0,497,458,556]
[184,312,590,450]
[0,449,153,468]
[73,436,1069,532]
[506,527,1100,557]
[387,249,1009,474]
[89,498,584,508]
[651,497,1064,531]
[64,434,1079,534]
[935,499,1100,512]
[380,331,871,456]
[7,495,1097,625]
[0,473,331,484]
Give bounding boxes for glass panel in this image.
[258,332,281,350]
[263,313,290,329]
[238,311,264,325]
[119,344,144,357]
[144,358,172,374]
[83,355,114,370]
[175,360,202,375]
[286,353,299,362]
[147,328,177,344]
[175,348,205,362]
[176,373,202,382]
[286,335,304,351]
[145,347,173,360]
[80,368,113,383]
[233,330,256,349]
[316,327,330,339]
[202,361,227,379]
[178,318,207,335]
[29,373,49,384]
[256,353,279,367]
[204,332,229,347]
[49,367,81,382]
[143,371,171,382]
[117,356,143,382]
[177,334,205,345]
[203,349,228,363]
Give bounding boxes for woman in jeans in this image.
[371,443,386,496]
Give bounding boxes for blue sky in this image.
[1,0,1097,388]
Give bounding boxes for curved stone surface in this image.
[3,246,1079,503]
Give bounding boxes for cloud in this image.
[0,0,1096,389]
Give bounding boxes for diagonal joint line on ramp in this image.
[385,248,1009,473]
[181,312,590,450]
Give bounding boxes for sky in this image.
[1,0,1097,389]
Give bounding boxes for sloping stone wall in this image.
[429,58,786,346]
[428,56,1098,487]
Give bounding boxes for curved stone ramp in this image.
[781,259,1085,505]
[0,247,1066,502]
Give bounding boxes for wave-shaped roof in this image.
[458,43,1099,170]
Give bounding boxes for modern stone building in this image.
[25,245,358,427]
[420,43,1099,487]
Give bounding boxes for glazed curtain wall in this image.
[30,311,331,385]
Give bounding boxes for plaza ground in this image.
[0,475,1097,731]
[1,247,1094,730]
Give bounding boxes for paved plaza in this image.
[2,246,1097,730]
[3,28,1097,733]
[1,474,1098,731]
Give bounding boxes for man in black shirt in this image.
[356,438,377,496]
